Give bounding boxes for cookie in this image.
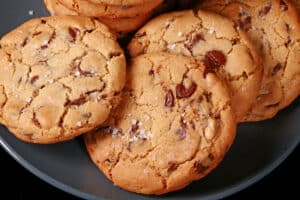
[200,0,300,121]
[0,16,126,144]
[85,53,236,195]
[128,10,262,121]
[45,0,151,38]
[292,0,300,11]
[58,0,163,18]
[87,0,156,6]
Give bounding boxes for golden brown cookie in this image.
[0,16,126,144]
[85,53,236,195]
[128,10,262,121]
[58,0,163,18]
[200,0,300,121]
[292,0,300,11]
[45,0,151,38]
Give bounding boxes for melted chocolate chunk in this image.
[194,161,209,174]
[149,69,155,76]
[68,27,80,42]
[30,75,39,84]
[165,90,175,107]
[176,127,186,140]
[280,0,288,11]
[67,95,87,106]
[272,63,282,75]
[176,82,197,99]
[258,3,272,18]
[33,31,42,37]
[203,50,226,77]
[167,161,179,172]
[238,16,252,31]
[184,33,204,52]
[21,37,28,47]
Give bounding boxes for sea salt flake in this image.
[167,43,176,51]
[76,121,82,127]
[28,10,34,16]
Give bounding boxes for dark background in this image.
[1,145,299,199]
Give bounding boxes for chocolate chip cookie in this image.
[58,0,163,18]
[45,0,151,38]
[200,0,300,121]
[0,16,126,143]
[85,53,236,195]
[128,10,262,121]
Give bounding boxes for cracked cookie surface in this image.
[45,0,151,38]
[58,0,163,18]
[84,53,236,195]
[200,0,300,121]
[0,16,126,144]
[128,10,262,121]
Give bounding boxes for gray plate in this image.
[1,1,300,200]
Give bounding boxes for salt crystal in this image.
[76,121,82,127]
[167,43,176,51]
[28,10,34,16]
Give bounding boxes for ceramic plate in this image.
[0,1,300,199]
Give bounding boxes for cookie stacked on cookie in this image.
[44,0,164,37]
[199,0,300,121]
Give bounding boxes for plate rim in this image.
[0,132,299,200]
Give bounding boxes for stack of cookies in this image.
[0,0,299,196]
[44,0,165,37]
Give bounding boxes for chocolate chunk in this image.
[21,37,28,47]
[176,127,186,140]
[40,44,48,50]
[130,120,139,133]
[194,161,209,174]
[280,0,288,11]
[41,19,46,24]
[208,153,215,161]
[258,3,272,18]
[180,117,187,129]
[176,82,197,99]
[272,63,282,75]
[285,37,291,48]
[149,69,155,76]
[190,120,196,130]
[32,114,41,128]
[203,50,226,77]
[68,27,80,42]
[167,161,178,172]
[78,66,94,76]
[67,95,87,106]
[165,90,175,107]
[184,33,204,52]
[33,31,42,37]
[238,16,252,31]
[30,75,39,84]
